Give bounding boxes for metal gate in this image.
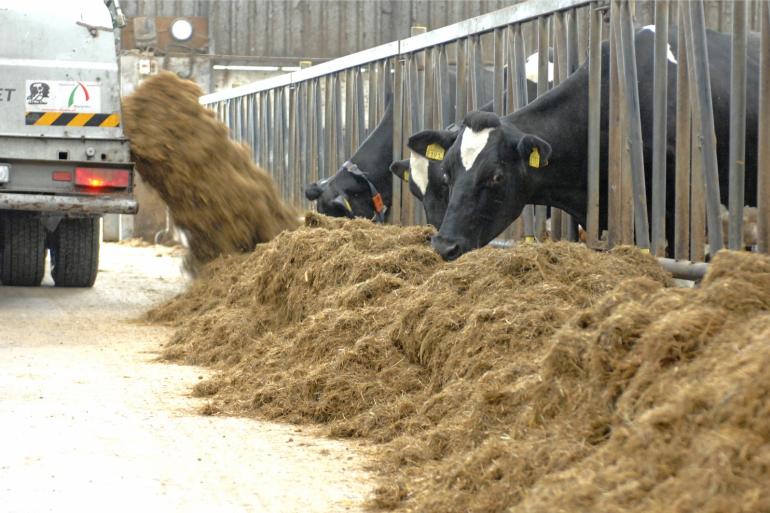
[201,0,770,266]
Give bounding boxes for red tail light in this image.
[75,168,130,188]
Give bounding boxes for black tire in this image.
[0,212,46,287]
[50,217,100,288]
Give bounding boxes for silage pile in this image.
[152,215,768,511]
[123,72,299,271]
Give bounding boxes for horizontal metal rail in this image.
[200,0,592,104]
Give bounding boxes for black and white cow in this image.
[304,97,395,221]
[390,56,550,228]
[305,53,553,225]
[411,26,759,260]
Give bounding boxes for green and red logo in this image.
[67,82,90,107]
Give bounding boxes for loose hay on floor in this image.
[148,216,770,511]
[122,72,299,272]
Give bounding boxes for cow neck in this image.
[508,66,590,225]
[349,100,394,204]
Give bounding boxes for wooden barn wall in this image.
[121,1,759,60]
[121,0,523,59]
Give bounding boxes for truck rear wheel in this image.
[49,217,100,288]
[0,212,47,286]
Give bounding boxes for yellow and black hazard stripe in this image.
[25,112,120,127]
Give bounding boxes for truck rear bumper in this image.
[0,192,138,215]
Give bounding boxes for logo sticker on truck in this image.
[24,80,118,127]
[25,80,101,113]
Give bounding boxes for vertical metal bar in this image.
[324,75,334,175]
[298,83,308,208]
[456,38,468,123]
[367,64,377,137]
[587,3,602,247]
[506,26,523,240]
[682,4,706,262]
[255,94,262,166]
[493,28,505,115]
[334,73,344,171]
[438,45,452,127]
[535,15,549,239]
[288,85,297,206]
[514,24,535,240]
[267,92,275,180]
[409,55,421,134]
[729,0,748,250]
[434,49,445,129]
[506,26,516,116]
[356,68,366,145]
[473,35,486,108]
[608,0,626,248]
[493,27,512,240]
[551,11,568,241]
[274,88,284,195]
[469,36,480,111]
[618,0,650,250]
[392,56,404,224]
[345,68,355,155]
[688,0,724,256]
[423,48,434,129]
[315,79,325,181]
[308,81,319,194]
[282,88,290,199]
[651,0,669,256]
[560,8,579,242]
[567,8,579,74]
[759,1,770,253]
[675,3,691,260]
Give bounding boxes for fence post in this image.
[759,0,770,252]
[688,0,723,257]
[728,0,748,250]
[618,0,650,250]
[586,2,603,248]
[651,0,668,256]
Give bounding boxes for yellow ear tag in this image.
[529,148,541,168]
[403,171,410,183]
[425,143,446,161]
[343,198,352,212]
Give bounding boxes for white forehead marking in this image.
[409,151,429,194]
[525,52,554,82]
[641,25,678,64]
[461,127,494,171]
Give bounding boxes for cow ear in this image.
[389,159,410,182]
[332,193,354,218]
[516,134,552,169]
[407,130,458,161]
[305,181,323,201]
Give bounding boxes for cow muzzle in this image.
[431,234,465,261]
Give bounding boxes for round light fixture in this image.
[170,18,193,42]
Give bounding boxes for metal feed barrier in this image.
[201,0,770,279]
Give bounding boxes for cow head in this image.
[424,111,551,261]
[389,129,458,228]
[305,95,394,221]
[304,163,384,220]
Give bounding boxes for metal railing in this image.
[201,0,770,266]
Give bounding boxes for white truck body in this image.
[0,0,135,287]
[0,0,136,214]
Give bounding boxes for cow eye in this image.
[442,173,449,185]
[490,172,504,185]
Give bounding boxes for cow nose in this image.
[431,235,462,261]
